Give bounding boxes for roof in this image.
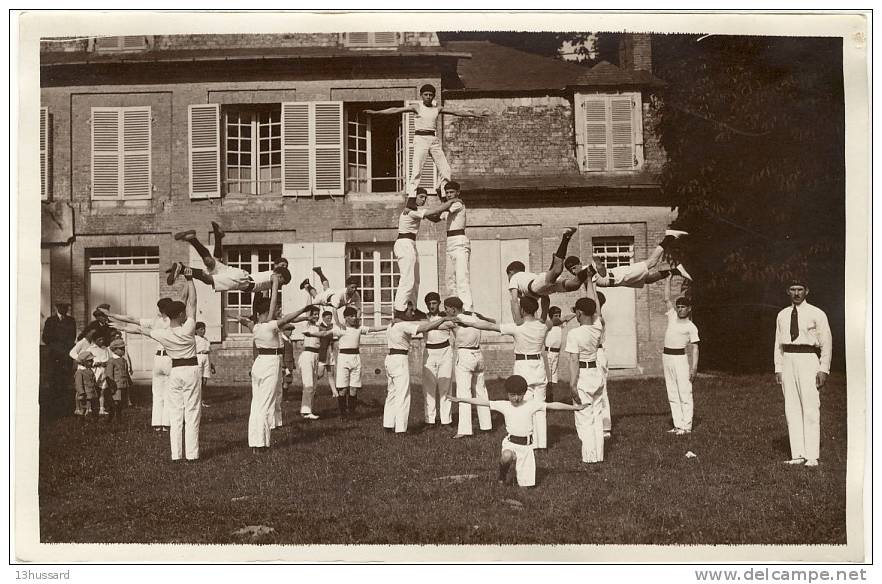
[442,40,665,93]
[40,45,472,67]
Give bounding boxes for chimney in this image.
[619,34,652,72]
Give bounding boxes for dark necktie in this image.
[790,306,799,341]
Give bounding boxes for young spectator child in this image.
[195,322,216,408]
[74,351,99,429]
[89,334,112,416]
[543,306,575,403]
[105,338,132,425]
[448,375,587,487]
[316,311,338,401]
[69,328,95,415]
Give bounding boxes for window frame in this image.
[574,91,644,173]
[592,236,635,268]
[222,105,283,197]
[341,32,400,48]
[344,102,407,194]
[346,244,399,328]
[222,246,283,338]
[91,36,153,52]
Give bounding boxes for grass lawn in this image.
[38,373,847,545]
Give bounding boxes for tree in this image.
[652,35,845,371]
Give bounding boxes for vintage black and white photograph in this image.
[15,10,869,564]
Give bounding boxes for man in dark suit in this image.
[42,303,77,393]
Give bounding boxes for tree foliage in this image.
[652,35,846,370]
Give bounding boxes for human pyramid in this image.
[98,84,704,488]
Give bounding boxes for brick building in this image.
[39,32,675,385]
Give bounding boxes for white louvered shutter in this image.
[404,100,438,191]
[122,107,151,198]
[344,32,371,47]
[312,102,344,196]
[122,36,147,50]
[91,108,121,199]
[40,107,48,200]
[281,102,311,196]
[610,96,636,171]
[188,104,221,199]
[373,32,398,46]
[415,240,439,312]
[583,97,608,172]
[95,36,122,51]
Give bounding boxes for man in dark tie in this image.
[42,303,77,394]
[773,278,832,468]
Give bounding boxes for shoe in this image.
[301,413,319,420]
[603,431,612,439]
[201,401,210,408]
[166,262,182,285]
[674,429,687,436]
[173,229,196,241]
[563,227,577,237]
[210,221,225,238]
[74,409,83,416]
[312,267,325,276]
[453,433,470,439]
[153,426,163,433]
[783,457,806,465]
[99,408,108,416]
[804,459,819,467]
[161,426,170,432]
[676,263,693,281]
[299,278,311,290]
[666,428,679,433]
[664,229,689,239]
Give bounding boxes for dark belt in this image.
[257,348,284,355]
[579,361,597,368]
[197,351,210,354]
[426,340,450,350]
[783,344,821,356]
[507,434,532,446]
[156,350,167,357]
[515,353,542,360]
[447,229,466,237]
[545,347,560,353]
[663,347,686,355]
[242,275,255,293]
[339,348,359,355]
[458,345,480,351]
[397,233,416,240]
[414,129,435,136]
[598,344,604,349]
[303,347,320,353]
[388,348,409,356]
[171,357,198,368]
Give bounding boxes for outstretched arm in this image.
[447,395,492,408]
[277,304,314,328]
[439,106,489,118]
[228,316,255,332]
[473,311,496,324]
[364,105,415,116]
[97,307,140,326]
[108,318,151,337]
[415,316,451,335]
[547,401,589,411]
[423,197,460,222]
[183,270,197,320]
[663,274,674,311]
[455,316,501,333]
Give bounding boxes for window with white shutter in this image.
[90,106,152,200]
[92,36,152,52]
[342,32,399,48]
[40,107,49,200]
[189,104,221,199]
[574,92,643,173]
[281,101,344,196]
[345,102,407,193]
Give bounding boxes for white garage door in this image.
[88,248,160,380]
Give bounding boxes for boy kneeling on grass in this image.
[448,375,588,487]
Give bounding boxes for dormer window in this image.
[341,32,399,49]
[91,36,153,52]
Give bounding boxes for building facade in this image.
[40,32,675,384]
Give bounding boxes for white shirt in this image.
[149,317,196,359]
[398,207,426,235]
[664,309,700,350]
[69,338,91,360]
[302,323,322,349]
[445,201,467,232]
[89,344,111,365]
[508,271,537,295]
[454,314,481,348]
[253,320,283,349]
[195,336,211,355]
[333,326,373,350]
[489,399,547,437]
[387,321,421,351]
[425,314,450,345]
[564,323,602,362]
[414,102,440,132]
[774,301,832,374]
[141,315,170,351]
[545,325,562,350]
[499,320,547,354]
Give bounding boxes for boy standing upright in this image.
[440,182,474,313]
[104,338,132,425]
[444,296,491,438]
[422,292,455,428]
[662,275,700,436]
[195,322,215,408]
[566,298,605,464]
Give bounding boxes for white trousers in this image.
[336,353,363,390]
[513,358,548,448]
[423,346,453,424]
[151,355,172,427]
[298,350,319,413]
[502,437,537,487]
[249,355,280,447]
[597,347,611,432]
[781,353,821,461]
[595,260,651,288]
[408,134,451,195]
[574,368,604,463]
[663,353,693,431]
[166,365,202,461]
[446,235,472,311]
[546,350,561,383]
[272,375,284,429]
[383,354,412,433]
[455,349,491,435]
[393,238,420,312]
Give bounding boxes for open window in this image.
[345,102,406,193]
